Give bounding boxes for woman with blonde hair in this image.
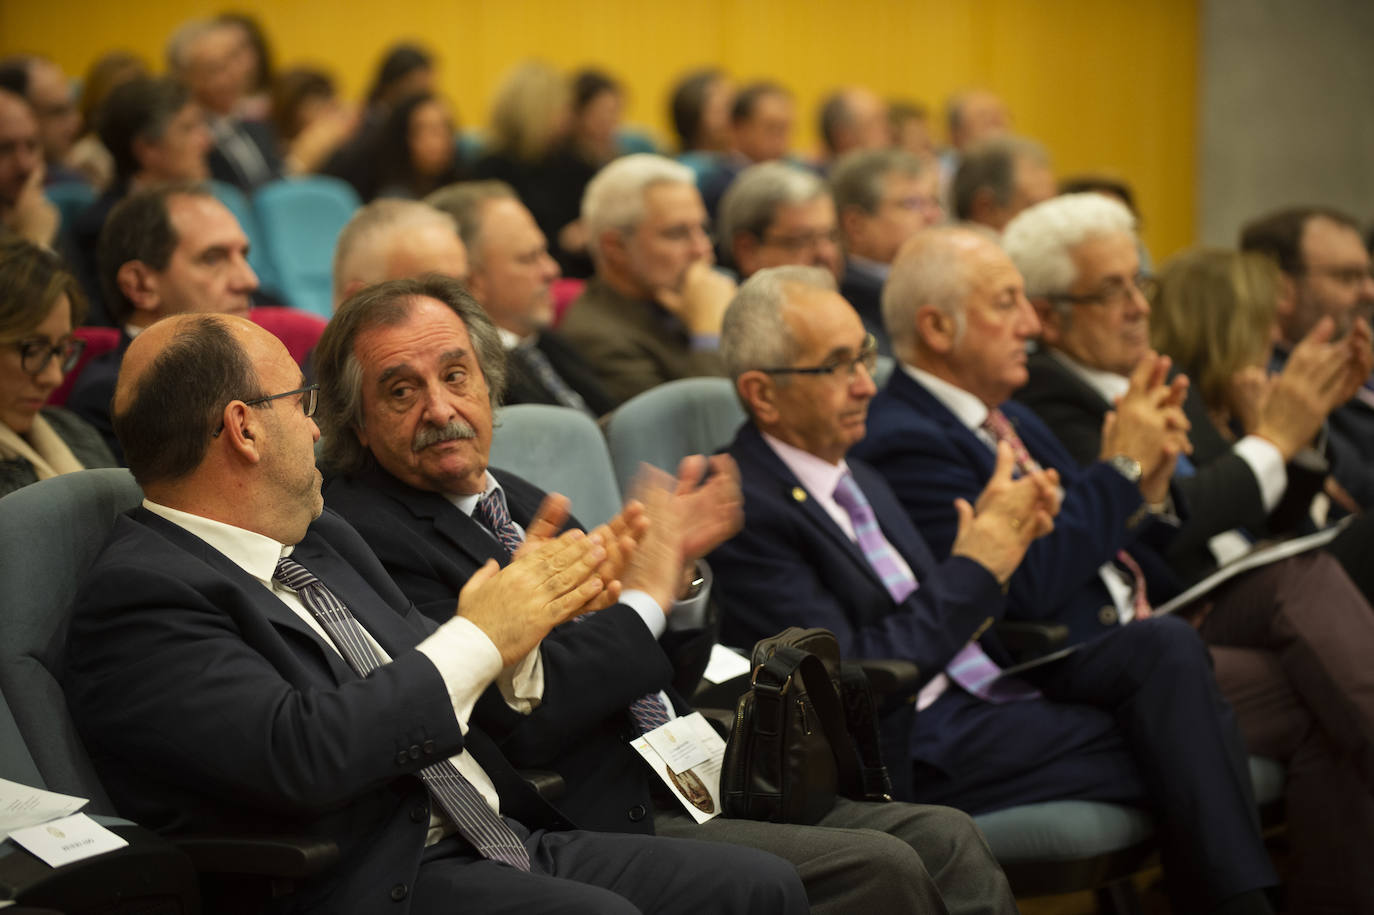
[0,239,114,498]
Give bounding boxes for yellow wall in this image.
[1,0,1197,258]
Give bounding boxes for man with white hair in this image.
[711,263,1276,914]
[427,180,616,415]
[1009,193,1374,911]
[332,199,469,307]
[716,161,841,281]
[831,149,943,355]
[560,153,736,406]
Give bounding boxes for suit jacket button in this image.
[390,883,408,901]
[410,805,427,823]
[1098,605,1119,626]
[422,740,436,755]
[395,751,409,766]
[628,804,646,822]
[409,745,421,760]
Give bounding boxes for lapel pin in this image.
[791,487,808,503]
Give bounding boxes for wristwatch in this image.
[1106,454,1142,484]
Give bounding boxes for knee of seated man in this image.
[1122,615,1213,677]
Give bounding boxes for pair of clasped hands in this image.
[950,350,1203,586]
[456,456,743,665]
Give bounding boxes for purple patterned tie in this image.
[831,472,1038,703]
[273,557,530,870]
[472,494,675,734]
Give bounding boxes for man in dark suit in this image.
[829,149,942,356]
[427,181,618,416]
[67,182,258,460]
[167,18,282,192]
[711,263,1277,913]
[560,154,736,407]
[64,308,807,915]
[314,272,1020,915]
[1241,205,1374,512]
[1003,193,1374,910]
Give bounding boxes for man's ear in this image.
[839,205,867,250]
[914,304,957,355]
[1031,296,1063,346]
[217,400,262,462]
[116,260,161,315]
[599,228,629,271]
[736,371,778,425]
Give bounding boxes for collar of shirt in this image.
[761,430,859,540]
[497,326,533,351]
[845,254,890,284]
[1048,348,1130,404]
[446,470,502,516]
[142,498,289,586]
[902,362,991,432]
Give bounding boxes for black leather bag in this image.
[721,627,893,824]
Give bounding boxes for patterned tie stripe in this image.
[517,345,592,415]
[831,471,1038,704]
[471,496,676,735]
[273,557,530,870]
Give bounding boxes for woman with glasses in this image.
[0,239,115,498]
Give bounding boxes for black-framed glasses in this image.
[1046,273,1158,308]
[1300,264,1374,287]
[758,335,879,380]
[761,228,842,252]
[212,384,319,437]
[10,336,86,376]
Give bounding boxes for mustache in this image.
[411,420,476,452]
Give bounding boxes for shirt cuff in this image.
[618,589,668,639]
[1234,435,1287,513]
[495,648,545,715]
[666,560,713,632]
[415,616,504,734]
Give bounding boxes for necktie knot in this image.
[475,491,525,556]
[273,556,318,592]
[980,408,1042,476]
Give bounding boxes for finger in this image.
[953,497,975,538]
[545,533,610,596]
[456,559,501,612]
[1165,373,1190,408]
[525,493,571,543]
[1147,352,1170,390]
[1127,350,1159,394]
[675,454,708,496]
[989,440,1016,485]
[533,528,597,573]
[550,575,608,623]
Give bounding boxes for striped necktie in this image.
[273,557,530,870]
[831,471,1038,703]
[514,344,592,415]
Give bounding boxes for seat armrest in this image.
[173,834,338,877]
[857,659,920,697]
[520,769,566,802]
[1,824,198,910]
[995,621,1069,664]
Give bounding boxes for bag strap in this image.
[837,662,894,801]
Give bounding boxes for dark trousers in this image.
[1203,552,1374,913]
[911,616,1275,911]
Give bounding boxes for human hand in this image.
[951,442,1060,583]
[1100,351,1191,501]
[518,492,644,613]
[457,531,609,665]
[655,260,736,336]
[1254,317,1367,459]
[621,464,687,612]
[673,453,743,562]
[1225,366,1272,436]
[4,162,59,247]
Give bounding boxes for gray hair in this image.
[582,154,695,262]
[314,275,507,476]
[721,265,837,381]
[951,136,1048,222]
[332,199,458,301]
[829,149,926,216]
[717,161,828,259]
[1002,192,1136,298]
[425,180,518,268]
[165,19,223,75]
[882,227,1002,354]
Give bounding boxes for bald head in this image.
[333,200,468,307]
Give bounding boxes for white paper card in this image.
[8,813,128,868]
[701,643,752,684]
[631,712,725,823]
[642,712,718,772]
[0,777,89,840]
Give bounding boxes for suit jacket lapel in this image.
[131,508,357,683]
[887,369,999,481]
[735,424,891,594]
[360,464,512,567]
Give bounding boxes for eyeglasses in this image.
[1046,273,1158,308]
[758,335,879,380]
[10,336,86,376]
[761,228,842,253]
[212,384,319,437]
[1301,265,1374,287]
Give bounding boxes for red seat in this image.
[48,326,121,407]
[551,278,586,327]
[249,306,328,367]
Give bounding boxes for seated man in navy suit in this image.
[709,263,1277,914]
[316,274,1019,915]
[63,310,808,915]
